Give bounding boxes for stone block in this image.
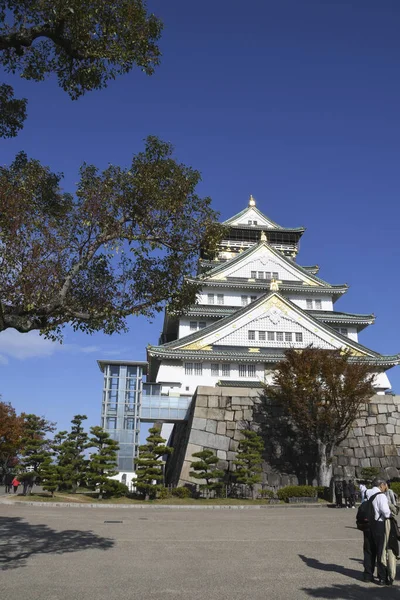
[388,417,397,426]
[338,456,348,466]
[217,450,227,460]
[217,422,227,436]
[218,460,229,471]
[186,443,204,457]
[393,435,400,445]
[365,426,376,436]
[225,411,234,422]
[344,448,355,457]
[205,420,217,434]
[349,457,359,466]
[378,404,389,413]
[367,417,377,426]
[365,445,375,458]
[380,436,392,445]
[243,409,253,421]
[196,396,208,408]
[377,415,387,424]
[369,404,379,415]
[370,436,380,446]
[231,397,252,406]
[200,407,227,421]
[208,396,219,408]
[229,439,239,452]
[226,430,235,438]
[360,458,371,468]
[189,429,230,451]
[219,397,228,409]
[354,448,366,459]
[396,427,400,435]
[344,466,356,478]
[370,458,381,468]
[192,417,207,431]
[355,418,366,428]
[234,430,244,441]
[386,424,395,434]
[226,421,236,430]
[234,410,243,421]
[227,451,237,461]
[353,428,362,437]
[376,424,387,435]
[385,445,398,456]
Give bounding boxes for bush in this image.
[259,489,275,499]
[157,487,172,499]
[390,482,400,497]
[277,485,317,502]
[104,480,129,498]
[171,486,192,498]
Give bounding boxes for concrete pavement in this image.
[0,503,398,599]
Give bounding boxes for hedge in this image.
[277,485,317,502]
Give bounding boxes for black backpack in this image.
[356,492,383,532]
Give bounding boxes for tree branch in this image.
[0,23,86,60]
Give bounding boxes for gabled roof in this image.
[148,291,399,367]
[196,240,344,289]
[223,199,304,232]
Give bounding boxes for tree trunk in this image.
[317,441,333,487]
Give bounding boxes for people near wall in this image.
[363,478,392,585]
[4,472,13,494]
[342,479,350,508]
[348,480,356,509]
[359,482,367,503]
[334,479,343,508]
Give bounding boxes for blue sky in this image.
[1,0,400,435]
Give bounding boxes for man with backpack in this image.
[361,478,391,584]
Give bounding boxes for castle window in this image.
[185,363,193,375]
[340,328,348,336]
[258,331,266,341]
[239,364,247,377]
[257,271,264,279]
[208,294,214,304]
[295,332,303,342]
[276,332,284,341]
[248,330,256,341]
[306,299,313,309]
[190,321,197,331]
[222,364,231,377]
[241,295,248,306]
[217,294,224,305]
[194,363,203,376]
[251,271,257,278]
[198,321,207,329]
[273,272,279,279]
[265,272,272,279]
[315,299,322,310]
[250,295,257,302]
[211,363,220,376]
[267,331,275,341]
[247,364,256,377]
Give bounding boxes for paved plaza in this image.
[0,503,399,600]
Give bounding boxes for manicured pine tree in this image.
[41,457,60,497]
[86,426,119,499]
[135,425,173,500]
[189,449,225,497]
[55,415,89,492]
[233,430,264,499]
[19,414,55,494]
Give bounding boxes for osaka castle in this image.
[146,195,399,394]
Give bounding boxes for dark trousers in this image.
[13,486,18,494]
[336,493,342,507]
[364,522,387,581]
[349,494,356,507]
[4,484,11,493]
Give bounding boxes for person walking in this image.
[4,472,13,494]
[334,479,343,508]
[348,480,356,508]
[11,476,20,494]
[363,478,391,585]
[342,479,350,508]
[386,481,397,507]
[359,482,367,503]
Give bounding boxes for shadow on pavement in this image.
[302,583,400,598]
[298,554,362,581]
[0,516,114,571]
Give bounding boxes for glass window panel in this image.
[110,365,120,377]
[106,417,117,429]
[127,366,137,378]
[169,409,179,419]
[295,332,303,342]
[248,330,255,340]
[141,408,150,418]
[125,418,135,430]
[222,364,230,377]
[259,331,266,341]
[285,332,292,342]
[276,332,284,341]
[267,331,275,341]
[160,409,170,419]
[190,321,197,331]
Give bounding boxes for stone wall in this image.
[172,386,400,487]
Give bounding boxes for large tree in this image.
[19,413,55,493]
[0,137,222,339]
[0,0,162,137]
[53,415,89,492]
[263,347,375,487]
[86,426,119,499]
[0,399,24,478]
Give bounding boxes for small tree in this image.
[361,467,381,484]
[41,458,60,497]
[263,347,375,487]
[135,425,173,500]
[55,415,89,492]
[189,449,224,496]
[19,414,55,493]
[233,430,264,499]
[87,426,119,499]
[0,399,24,479]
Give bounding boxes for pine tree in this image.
[19,414,55,494]
[86,426,119,499]
[135,425,173,500]
[233,430,264,499]
[189,450,224,496]
[41,457,60,497]
[55,415,89,492]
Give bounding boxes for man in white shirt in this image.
[363,478,391,585]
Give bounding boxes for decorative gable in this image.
[208,243,322,286]
[231,207,276,228]
[178,293,373,357]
